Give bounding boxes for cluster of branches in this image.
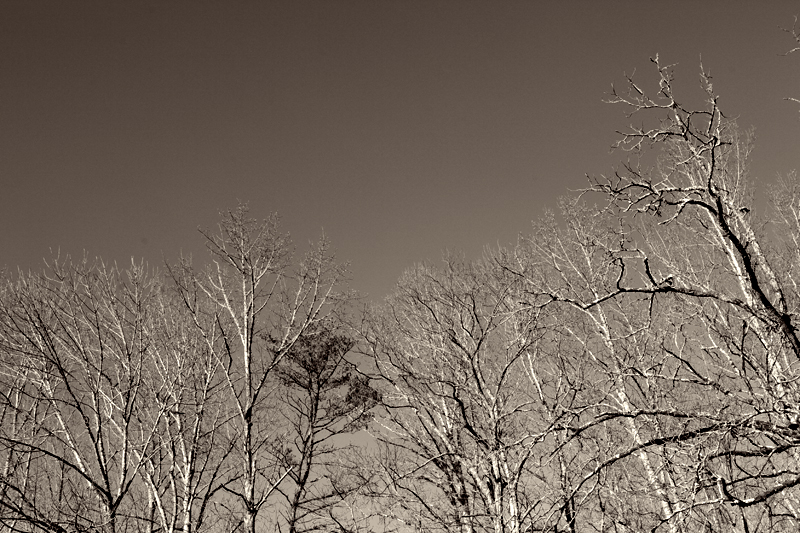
[4,29,800,533]
[350,51,800,533]
[0,207,378,533]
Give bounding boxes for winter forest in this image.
[4,19,800,533]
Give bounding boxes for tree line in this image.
[3,36,800,533]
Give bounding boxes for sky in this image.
[2,1,799,300]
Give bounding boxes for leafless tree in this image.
[135,272,236,533]
[495,55,800,531]
[0,257,164,533]
[173,205,350,533]
[360,255,573,533]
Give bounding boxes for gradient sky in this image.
[2,1,799,300]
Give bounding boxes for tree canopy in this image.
[3,23,800,533]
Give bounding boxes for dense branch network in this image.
[3,22,800,533]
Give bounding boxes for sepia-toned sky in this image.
[2,1,799,299]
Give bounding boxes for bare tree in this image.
[360,255,568,533]
[495,55,800,531]
[136,272,236,533]
[593,56,800,530]
[0,257,164,533]
[174,205,350,533]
